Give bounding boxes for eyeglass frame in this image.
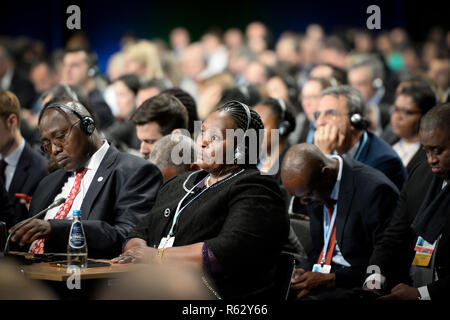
[391,106,422,117]
[313,109,347,122]
[40,120,81,154]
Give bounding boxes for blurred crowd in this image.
[0,22,449,159]
[1,21,450,301]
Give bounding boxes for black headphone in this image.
[372,78,383,89]
[230,100,251,163]
[87,52,99,78]
[276,98,291,137]
[42,101,96,136]
[348,112,370,131]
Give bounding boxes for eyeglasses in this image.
[313,109,343,122]
[40,120,80,154]
[392,106,421,116]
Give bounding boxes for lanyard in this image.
[321,203,337,265]
[354,131,368,161]
[167,169,245,237]
[168,174,210,236]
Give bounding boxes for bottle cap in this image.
[73,210,81,216]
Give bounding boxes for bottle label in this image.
[69,221,85,249]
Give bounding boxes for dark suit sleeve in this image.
[47,162,162,258]
[427,277,450,300]
[204,176,289,274]
[369,181,417,288]
[0,182,14,226]
[334,183,399,288]
[374,155,407,190]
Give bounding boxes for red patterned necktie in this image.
[316,200,337,265]
[30,168,87,254]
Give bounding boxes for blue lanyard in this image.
[168,174,210,236]
[321,204,337,265]
[354,131,368,161]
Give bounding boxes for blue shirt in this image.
[324,155,351,267]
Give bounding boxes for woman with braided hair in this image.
[112,100,289,299]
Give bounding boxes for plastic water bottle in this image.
[67,210,88,270]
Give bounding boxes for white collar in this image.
[0,138,25,166]
[83,140,110,172]
[328,155,343,201]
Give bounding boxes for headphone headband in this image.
[41,101,96,136]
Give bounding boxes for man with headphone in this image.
[8,100,162,258]
[348,55,393,132]
[62,48,114,130]
[313,85,407,190]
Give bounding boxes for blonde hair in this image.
[124,40,164,80]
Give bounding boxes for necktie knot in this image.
[30,167,87,254]
[77,167,87,177]
[325,199,337,213]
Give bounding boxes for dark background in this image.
[1,0,448,72]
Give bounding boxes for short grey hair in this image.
[150,134,195,175]
[321,85,367,116]
[348,54,385,81]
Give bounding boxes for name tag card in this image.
[312,264,331,274]
[158,236,175,249]
[412,236,436,267]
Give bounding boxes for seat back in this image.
[0,221,7,256]
[290,218,312,255]
[272,252,295,300]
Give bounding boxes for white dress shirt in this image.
[43,141,110,221]
[393,139,420,167]
[326,155,351,267]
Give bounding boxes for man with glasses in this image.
[8,100,162,258]
[0,90,48,228]
[313,85,406,189]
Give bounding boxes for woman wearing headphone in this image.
[112,100,289,299]
[253,97,296,184]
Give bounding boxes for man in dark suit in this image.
[0,90,48,227]
[366,103,450,300]
[9,100,162,258]
[314,85,407,189]
[0,46,36,110]
[281,143,399,299]
[61,48,114,130]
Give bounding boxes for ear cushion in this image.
[81,116,95,135]
[349,113,369,130]
[278,120,291,137]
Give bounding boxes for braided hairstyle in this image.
[217,100,264,167]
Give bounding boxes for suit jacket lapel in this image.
[355,131,371,162]
[8,143,31,199]
[335,159,354,250]
[81,146,118,219]
[35,170,70,213]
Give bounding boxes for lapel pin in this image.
[97,177,104,182]
[164,208,170,217]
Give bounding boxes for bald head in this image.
[281,143,338,206]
